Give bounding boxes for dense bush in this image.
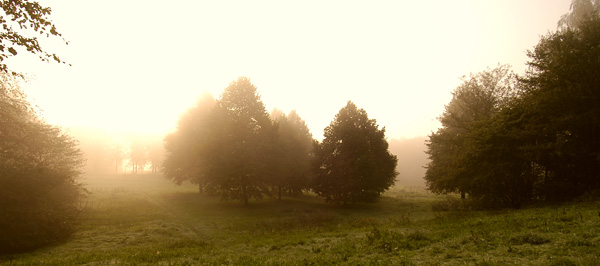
[0,73,86,253]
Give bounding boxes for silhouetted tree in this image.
[129,139,148,174]
[148,140,163,174]
[312,101,397,204]
[425,65,519,200]
[109,136,127,174]
[163,92,215,188]
[163,78,276,205]
[0,73,86,253]
[271,110,314,200]
[558,0,600,30]
[199,77,277,205]
[0,0,69,74]
[519,14,600,201]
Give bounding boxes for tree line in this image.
[425,1,600,208]
[163,77,398,206]
[75,131,164,175]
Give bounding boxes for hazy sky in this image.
[10,0,571,140]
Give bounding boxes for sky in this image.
[8,0,572,140]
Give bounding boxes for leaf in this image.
[8,47,17,55]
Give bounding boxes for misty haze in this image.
[1,0,600,264]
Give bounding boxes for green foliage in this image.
[518,15,600,201]
[0,0,68,74]
[312,101,398,204]
[0,73,86,253]
[271,110,314,199]
[425,65,520,205]
[163,78,277,205]
[163,92,215,186]
[427,10,600,207]
[558,0,600,30]
[200,77,276,205]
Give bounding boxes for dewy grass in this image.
[1,174,600,265]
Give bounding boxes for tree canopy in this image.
[271,110,314,200]
[163,78,279,205]
[163,92,215,187]
[425,65,519,200]
[0,72,85,253]
[0,0,68,74]
[425,3,600,207]
[312,101,397,204]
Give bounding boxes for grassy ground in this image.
[2,174,600,265]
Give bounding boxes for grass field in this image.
[2,174,600,265]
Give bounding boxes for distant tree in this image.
[271,110,314,200]
[0,0,69,74]
[163,92,215,188]
[425,65,519,200]
[148,140,163,174]
[198,77,277,205]
[0,73,86,253]
[129,139,148,174]
[312,101,397,204]
[109,136,127,174]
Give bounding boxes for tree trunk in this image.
[242,183,248,206]
[278,186,282,201]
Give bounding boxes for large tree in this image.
[163,92,215,188]
[163,78,276,205]
[312,101,397,204]
[425,65,519,200]
[271,110,314,200]
[0,73,85,253]
[201,77,276,205]
[0,0,68,74]
[519,13,600,201]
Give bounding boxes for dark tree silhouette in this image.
[0,0,69,74]
[312,101,397,204]
[519,13,600,201]
[163,92,215,189]
[201,77,276,205]
[0,73,85,253]
[425,65,518,200]
[163,78,276,205]
[271,110,314,200]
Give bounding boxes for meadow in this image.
[2,174,599,265]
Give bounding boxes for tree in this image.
[163,78,276,205]
[520,14,600,201]
[0,72,85,253]
[312,101,397,204]
[109,135,127,174]
[199,77,277,205]
[0,0,68,74]
[129,139,148,174]
[271,110,314,200]
[425,65,519,200]
[163,92,215,188]
[558,0,600,30]
[460,105,540,208]
[148,140,163,174]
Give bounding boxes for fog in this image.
[10,0,570,141]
